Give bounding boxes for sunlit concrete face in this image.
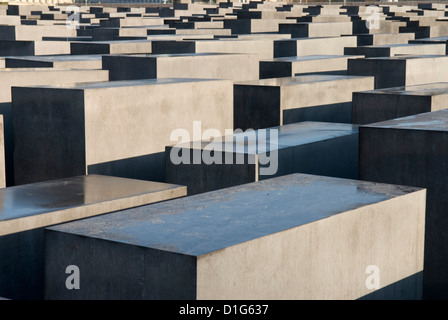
[45,173,425,300]
[102,52,259,81]
[359,109,448,299]
[348,55,448,89]
[0,174,186,300]
[12,78,233,185]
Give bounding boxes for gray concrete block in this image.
[70,40,153,55]
[151,38,275,59]
[44,173,425,300]
[166,121,359,195]
[102,52,259,81]
[359,109,448,299]
[12,78,233,185]
[274,36,358,58]
[353,82,448,124]
[0,40,70,56]
[259,55,363,79]
[5,55,103,70]
[234,75,374,130]
[344,43,446,58]
[0,174,186,300]
[348,55,448,89]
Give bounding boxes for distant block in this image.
[259,55,363,79]
[0,174,186,300]
[353,82,448,124]
[0,25,76,41]
[234,75,374,130]
[5,55,103,69]
[102,52,259,81]
[359,109,448,299]
[12,78,233,185]
[44,173,425,300]
[274,36,357,58]
[166,122,359,195]
[70,40,153,55]
[344,43,446,58]
[348,55,448,89]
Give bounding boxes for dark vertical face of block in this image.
[348,59,406,89]
[273,40,297,58]
[102,55,157,81]
[44,230,197,300]
[233,85,281,131]
[352,92,432,125]
[0,40,35,56]
[359,125,448,299]
[12,87,86,185]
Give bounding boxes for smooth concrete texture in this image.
[0,68,109,103]
[0,25,76,41]
[359,109,448,299]
[279,21,353,38]
[259,55,363,79]
[234,75,374,130]
[102,52,259,81]
[344,43,447,58]
[151,38,275,59]
[44,173,425,300]
[348,55,448,89]
[70,40,154,55]
[274,36,358,58]
[5,55,103,70]
[353,82,448,124]
[0,174,186,300]
[0,115,5,188]
[166,121,359,195]
[0,68,108,187]
[0,39,71,56]
[355,33,415,46]
[12,78,233,185]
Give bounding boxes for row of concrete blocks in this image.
[1,2,448,300]
[2,75,448,300]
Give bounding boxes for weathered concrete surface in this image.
[166,121,359,195]
[44,173,425,300]
[234,75,374,130]
[353,82,448,124]
[359,109,448,299]
[0,174,186,300]
[12,78,233,185]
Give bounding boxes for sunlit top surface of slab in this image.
[47,173,422,256]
